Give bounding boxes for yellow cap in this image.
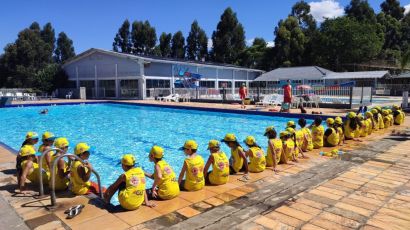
[121,154,136,166]
[54,137,69,149]
[74,142,91,155]
[150,145,164,158]
[388,109,392,114]
[285,127,295,134]
[392,105,399,110]
[280,131,289,138]
[222,133,237,142]
[335,117,343,125]
[382,110,389,115]
[244,136,256,146]
[375,106,382,111]
[365,111,372,118]
[371,108,378,114]
[264,126,275,136]
[287,121,295,127]
[347,112,356,119]
[357,113,363,119]
[326,118,335,125]
[182,140,198,150]
[42,132,55,141]
[208,140,220,149]
[25,132,39,140]
[20,145,36,157]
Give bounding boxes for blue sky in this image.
[1,0,409,54]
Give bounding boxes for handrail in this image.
[38,147,64,196]
[50,154,103,206]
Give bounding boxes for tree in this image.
[171,31,185,58]
[381,0,405,20]
[318,17,384,70]
[186,20,208,61]
[159,32,172,57]
[401,13,410,52]
[400,49,410,70]
[131,20,157,55]
[377,12,402,62]
[55,32,75,63]
[112,19,131,53]
[345,0,377,23]
[211,7,246,64]
[238,38,267,68]
[40,22,55,62]
[274,16,306,67]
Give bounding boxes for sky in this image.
[0,0,409,55]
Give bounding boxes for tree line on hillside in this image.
[0,22,75,91]
[113,0,410,72]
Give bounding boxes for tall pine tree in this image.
[345,0,377,23]
[186,20,208,61]
[131,20,157,55]
[40,22,55,62]
[112,19,131,53]
[55,32,75,63]
[171,31,185,59]
[381,0,405,20]
[159,32,172,57]
[211,7,246,64]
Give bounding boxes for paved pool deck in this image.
[1,99,409,229]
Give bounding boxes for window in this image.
[199,81,215,88]
[249,81,266,88]
[218,81,232,88]
[146,79,170,88]
[98,80,116,97]
[234,81,246,88]
[292,80,302,84]
[67,81,77,88]
[120,80,139,98]
[267,81,280,87]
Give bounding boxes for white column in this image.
[139,60,146,99]
[216,68,219,90]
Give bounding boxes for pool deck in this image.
[1,99,409,229]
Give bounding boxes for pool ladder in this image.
[38,149,103,207]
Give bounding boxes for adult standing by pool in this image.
[239,83,248,109]
[282,80,292,112]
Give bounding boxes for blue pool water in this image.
[0,103,313,204]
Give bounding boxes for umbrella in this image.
[296,85,312,90]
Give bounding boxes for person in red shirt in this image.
[239,83,248,109]
[282,80,292,112]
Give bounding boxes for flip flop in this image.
[64,204,84,214]
[66,205,85,219]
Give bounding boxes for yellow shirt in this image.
[209,152,230,185]
[49,154,69,191]
[394,111,404,125]
[70,160,91,195]
[283,139,295,161]
[301,127,313,151]
[155,160,179,200]
[337,126,344,144]
[344,120,355,139]
[248,146,266,173]
[360,120,369,137]
[366,118,373,135]
[378,114,384,129]
[312,125,324,149]
[118,167,146,210]
[184,155,205,191]
[231,146,244,173]
[325,128,339,147]
[38,145,54,172]
[21,160,49,185]
[266,139,282,167]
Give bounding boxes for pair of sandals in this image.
[64,204,85,219]
[237,174,251,182]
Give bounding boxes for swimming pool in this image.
[0,103,313,204]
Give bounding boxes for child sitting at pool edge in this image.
[178,140,205,191]
[104,154,155,210]
[244,136,266,173]
[222,133,250,182]
[203,140,230,185]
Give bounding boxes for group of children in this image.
[15,105,405,211]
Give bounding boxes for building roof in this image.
[392,71,410,78]
[62,48,264,72]
[322,71,391,80]
[253,66,333,81]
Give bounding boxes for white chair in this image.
[16,92,24,100]
[271,94,284,108]
[66,91,73,99]
[159,94,180,102]
[255,95,273,107]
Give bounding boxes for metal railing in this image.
[50,153,103,206]
[38,147,64,197]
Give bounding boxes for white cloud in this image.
[246,38,255,46]
[266,41,275,47]
[405,4,410,15]
[207,38,213,49]
[309,0,344,23]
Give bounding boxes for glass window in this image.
[218,81,232,88]
[98,80,116,97]
[234,81,246,88]
[146,79,171,88]
[120,80,139,98]
[199,81,215,88]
